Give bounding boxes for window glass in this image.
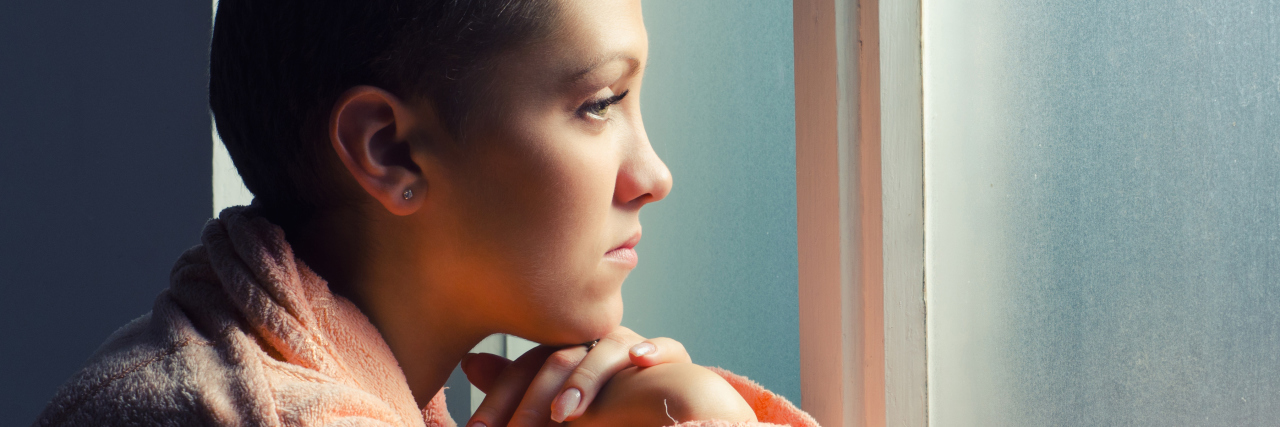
[924,1,1280,424]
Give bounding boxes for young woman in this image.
[35,1,818,426]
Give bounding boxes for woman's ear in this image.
[329,85,428,216]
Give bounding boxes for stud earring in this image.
[402,189,414,200]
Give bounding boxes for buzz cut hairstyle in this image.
[209,0,560,222]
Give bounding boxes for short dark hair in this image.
[209,0,559,222]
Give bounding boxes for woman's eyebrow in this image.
[564,53,644,85]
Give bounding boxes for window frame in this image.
[793,0,926,425]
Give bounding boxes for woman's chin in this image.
[532,298,623,346]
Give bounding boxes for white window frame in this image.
[794,0,926,425]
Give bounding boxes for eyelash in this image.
[578,90,630,120]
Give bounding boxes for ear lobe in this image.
[329,85,424,216]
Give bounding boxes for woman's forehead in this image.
[507,0,648,89]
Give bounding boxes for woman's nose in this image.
[615,127,673,208]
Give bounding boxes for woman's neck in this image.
[281,208,490,406]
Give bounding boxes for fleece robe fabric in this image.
[33,206,818,427]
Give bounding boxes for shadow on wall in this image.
[0,1,211,423]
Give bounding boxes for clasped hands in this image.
[460,326,757,427]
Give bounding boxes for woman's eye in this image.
[579,90,629,120]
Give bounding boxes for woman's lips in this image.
[604,247,638,267]
[605,232,641,268]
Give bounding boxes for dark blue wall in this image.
[0,1,211,423]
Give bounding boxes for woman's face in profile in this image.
[418,0,671,345]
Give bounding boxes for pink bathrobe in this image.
[34,206,818,427]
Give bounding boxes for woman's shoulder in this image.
[568,363,819,427]
[33,238,425,427]
[32,299,232,426]
[696,367,819,427]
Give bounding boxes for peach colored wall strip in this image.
[796,0,892,425]
[794,0,845,425]
[855,0,887,425]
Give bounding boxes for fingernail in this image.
[469,422,486,427]
[630,342,656,357]
[551,387,582,423]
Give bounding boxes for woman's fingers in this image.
[508,345,592,426]
[542,333,638,423]
[466,346,556,427]
[460,352,513,394]
[550,328,697,423]
[465,328,695,426]
[628,336,692,367]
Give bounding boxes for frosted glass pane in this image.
[924,1,1280,425]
